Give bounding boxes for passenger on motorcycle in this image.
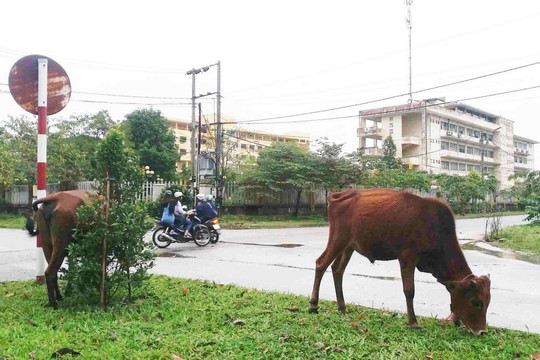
[160,190,176,224]
[206,194,217,213]
[194,193,217,225]
[173,191,192,238]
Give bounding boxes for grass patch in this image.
[498,224,540,255]
[1,276,539,359]
[0,212,26,229]
[454,211,526,219]
[220,214,328,229]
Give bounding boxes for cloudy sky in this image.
[1,0,539,167]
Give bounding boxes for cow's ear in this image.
[444,281,458,292]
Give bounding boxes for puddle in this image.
[220,241,303,248]
[462,243,540,265]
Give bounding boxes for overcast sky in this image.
[1,0,539,167]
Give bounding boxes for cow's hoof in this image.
[308,307,319,314]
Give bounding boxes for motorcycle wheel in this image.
[193,226,211,247]
[209,229,219,244]
[152,227,172,248]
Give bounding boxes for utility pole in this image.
[189,69,197,205]
[480,133,485,179]
[215,61,222,213]
[405,0,413,104]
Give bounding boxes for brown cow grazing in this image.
[26,190,90,309]
[309,188,491,335]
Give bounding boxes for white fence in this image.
[3,181,182,205]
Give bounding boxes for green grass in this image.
[1,276,539,359]
[498,224,540,255]
[0,212,26,229]
[220,214,329,229]
[454,211,526,219]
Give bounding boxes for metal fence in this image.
[3,181,518,208]
[2,181,183,205]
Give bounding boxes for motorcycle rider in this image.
[206,194,217,213]
[173,191,191,238]
[195,193,217,225]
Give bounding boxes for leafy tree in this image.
[0,143,17,198]
[124,108,180,181]
[381,135,401,169]
[434,171,494,214]
[511,171,540,224]
[243,142,319,216]
[47,131,87,190]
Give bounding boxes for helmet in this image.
[206,195,213,201]
[164,190,173,197]
[196,193,206,201]
[174,191,183,198]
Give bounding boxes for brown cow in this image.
[26,190,90,309]
[309,188,491,335]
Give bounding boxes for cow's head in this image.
[445,274,491,335]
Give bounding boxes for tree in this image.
[245,142,319,216]
[124,108,180,181]
[47,131,87,190]
[511,171,540,224]
[381,135,401,169]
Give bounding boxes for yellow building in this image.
[166,115,310,172]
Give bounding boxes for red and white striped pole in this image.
[36,58,48,282]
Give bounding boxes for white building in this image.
[358,98,537,189]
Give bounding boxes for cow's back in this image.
[328,189,456,262]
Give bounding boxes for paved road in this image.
[2,215,539,334]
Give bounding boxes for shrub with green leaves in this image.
[62,129,155,307]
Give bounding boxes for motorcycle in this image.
[204,217,221,244]
[152,211,211,248]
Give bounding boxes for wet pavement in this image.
[2,214,539,334]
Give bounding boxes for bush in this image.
[64,196,154,305]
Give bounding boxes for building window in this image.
[458,126,465,135]
[487,134,493,142]
[467,128,474,137]
[474,148,481,156]
[179,136,187,143]
[441,122,449,130]
[449,143,458,152]
[473,130,480,138]
[450,162,458,170]
[249,145,255,150]
[450,124,458,132]
[474,165,481,172]
[179,149,187,156]
[389,123,393,128]
[458,144,465,153]
[241,144,247,149]
[442,161,449,170]
[466,146,473,154]
[441,141,449,150]
[487,150,494,158]
[459,163,466,171]
[467,164,473,171]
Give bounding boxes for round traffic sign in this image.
[8,54,71,115]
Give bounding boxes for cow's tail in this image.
[26,196,56,236]
[25,217,38,236]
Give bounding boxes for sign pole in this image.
[36,58,48,282]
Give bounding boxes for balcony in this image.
[357,126,382,139]
[401,136,421,146]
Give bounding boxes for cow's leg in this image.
[331,247,354,313]
[309,242,345,314]
[399,257,418,328]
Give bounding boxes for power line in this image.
[215,84,540,127]
[71,99,194,106]
[232,60,540,123]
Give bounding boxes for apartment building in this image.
[358,99,537,189]
[167,115,310,173]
